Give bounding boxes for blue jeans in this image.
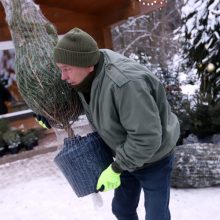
[112,153,174,220]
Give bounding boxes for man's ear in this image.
[88,66,94,72]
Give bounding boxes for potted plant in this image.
[0,119,9,134]
[0,132,7,157]
[3,130,21,154]
[21,129,39,150]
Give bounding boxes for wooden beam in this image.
[102,27,113,49]
[36,0,129,14]
[0,26,12,41]
[94,1,137,28]
[39,5,99,24]
[0,0,167,44]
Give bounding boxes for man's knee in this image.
[112,197,139,220]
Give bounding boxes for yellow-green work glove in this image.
[96,164,121,192]
[33,113,51,129]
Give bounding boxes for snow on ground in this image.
[0,151,220,220]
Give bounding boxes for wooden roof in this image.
[0,0,166,47]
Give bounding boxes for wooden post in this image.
[102,26,113,49]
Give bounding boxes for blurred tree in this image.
[179,0,220,138]
[180,0,220,105]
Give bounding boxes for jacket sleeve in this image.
[114,79,162,172]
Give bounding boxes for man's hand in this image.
[33,113,51,129]
[96,164,121,192]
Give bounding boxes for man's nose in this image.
[61,71,67,81]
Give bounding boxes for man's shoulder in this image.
[105,64,130,88]
[100,49,159,89]
[100,49,129,87]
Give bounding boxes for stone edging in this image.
[0,144,58,165]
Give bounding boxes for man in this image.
[45,27,179,220]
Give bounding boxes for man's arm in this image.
[114,79,162,172]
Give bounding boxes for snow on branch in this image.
[121,33,151,55]
[211,10,220,15]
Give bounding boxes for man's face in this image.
[56,63,94,86]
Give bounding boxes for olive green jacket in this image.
[78,49,180,172]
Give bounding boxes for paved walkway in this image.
[0,149,118,220]
[0,151,60,189]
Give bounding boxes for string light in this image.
[137,0,167,7]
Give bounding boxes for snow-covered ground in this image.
[0,151,220,220]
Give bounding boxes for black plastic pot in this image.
[54,132,113,197]
[25,140,38,150]
[9,146,20,154]
[25,143,34,151]
[0,148,5,157]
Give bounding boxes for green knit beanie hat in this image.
[54,28,100,67]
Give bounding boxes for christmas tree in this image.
[180,0,220,137]
[181,0,220,104]
[0,0,83,137]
